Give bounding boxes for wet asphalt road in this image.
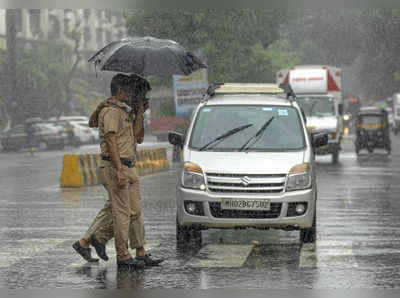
[1,134,400,289]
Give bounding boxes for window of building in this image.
[96,10,102,19]
[14,10,23,33]
[105,11,112,22]
[105,30,112,43]
[84,26,92,44]
[64,18,70,34]
[96,28,103,45]
[84,9,91,21]
[29,9,41,36]
[48,15,61,39]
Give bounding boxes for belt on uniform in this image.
[101,156,135,168]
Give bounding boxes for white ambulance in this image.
[277,65,343,164]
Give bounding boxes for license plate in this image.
[221,198,271,211]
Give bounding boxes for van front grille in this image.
[206,173,286,194]
[209,202,282,219]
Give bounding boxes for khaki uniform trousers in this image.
[83,161,145,261]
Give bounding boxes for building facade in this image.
[0,9,127,53]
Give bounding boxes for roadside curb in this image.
[60,148,170,187]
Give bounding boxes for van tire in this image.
[300,212,316,244]
[332,150,339,164]
[176,216,201,248]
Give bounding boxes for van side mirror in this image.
[312,133,328,148]
[338,104,344,116]
[168,131,184,147]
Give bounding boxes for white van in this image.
[169,83,328,246]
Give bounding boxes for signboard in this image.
[289,69,328,94]
[348,98,359,103]
[173,69,208,118]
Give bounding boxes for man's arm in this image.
[133,98,145,144]
[102,107,127,187]
[105,132,127,187]
[89,108,100,128]
[89,100,113,127]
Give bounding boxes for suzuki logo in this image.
[241,176,251,186]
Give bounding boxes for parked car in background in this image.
[1,123,68,152]
[49,116,89,122]
[42,120,77,147]
[69,121,98,145]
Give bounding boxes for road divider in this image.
[60,148,170,187]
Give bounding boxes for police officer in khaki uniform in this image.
[73,74,162,269]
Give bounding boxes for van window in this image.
[297,96,335,117]
[189,105,306,151]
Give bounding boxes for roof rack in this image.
[203,83,296,102]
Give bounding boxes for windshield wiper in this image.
[239,117,275,152]
[199,124,253,151]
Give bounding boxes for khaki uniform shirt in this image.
[99,101,136,159]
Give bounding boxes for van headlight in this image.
[181,162,206,191]
[286,163,312,191]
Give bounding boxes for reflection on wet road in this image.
[1,135,400,288]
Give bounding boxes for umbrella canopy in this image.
[88,36,207,76]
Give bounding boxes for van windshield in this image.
[189,105,306,151]
[297,96,335,117]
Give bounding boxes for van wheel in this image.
[332,150,339,164]
[176,216,201,248]
[300,212,316,244]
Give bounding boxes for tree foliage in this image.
[280,10,400,101]
[125,10,293,84]
[0,41,94,125]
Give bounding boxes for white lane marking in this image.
[36,185,60,193]
[0,239,66,269]
[300,240,358,268]
[69,240,161,268]
[186,244,253,268]
[200,270,210,289]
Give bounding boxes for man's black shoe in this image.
[117,257,145,270]
[72,241,99,263]
[136,254,164,267]
[88,234,109,261]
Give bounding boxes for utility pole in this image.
[6,9,18,125]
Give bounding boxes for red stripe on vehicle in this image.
[327,71,340,91]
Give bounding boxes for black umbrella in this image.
[88,36,207,76]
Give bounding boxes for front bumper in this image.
[177,187,316,230]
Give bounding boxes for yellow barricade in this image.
[60,148,170,187]
[60,154,101,187]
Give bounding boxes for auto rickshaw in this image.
[355,107,391,154]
